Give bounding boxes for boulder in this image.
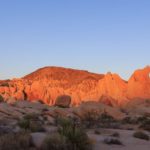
[55,95,71,108]
[7,97,17,105]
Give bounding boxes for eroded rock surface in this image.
[0,66,149,106]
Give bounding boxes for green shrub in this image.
[0,131,32,150]
[18,118,30,130]
[18,113,44,132]
[133,131,149,141]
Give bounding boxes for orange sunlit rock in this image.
[0,66,149,106]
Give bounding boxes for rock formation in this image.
[0,66,149,106]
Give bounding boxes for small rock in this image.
[46,116,55,125]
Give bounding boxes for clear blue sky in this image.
[0,0,150,80]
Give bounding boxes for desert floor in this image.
[87,128,150,150]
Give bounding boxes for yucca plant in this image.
[58,117,92,150]
[18,113,45,132]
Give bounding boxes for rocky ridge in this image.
[0,66,149,106]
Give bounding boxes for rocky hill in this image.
[0,66,150,106]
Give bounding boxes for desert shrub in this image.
[136,116,148,123]
[111,132,120,137]
[99,112,119,128]
[82,110,100,128]
[0,131,32,150]
[82,111,118,129]
[100,112,115,122]
[121,116,137,124]
[58,117,92,150]
[0,95,4,102]
[18,118,30,130]
[29,120,44,132]
[124,116,150,126]
[139,118,150,132]
[84,110,100,128]
[41,134,68,150]
[103,137,122,145]
[94,129,101,135]
[57,117,73,128]
[83,110,99,122]
[18,113,45,132]
[133,131,149,140]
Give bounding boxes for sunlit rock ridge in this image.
[0,66,150,106]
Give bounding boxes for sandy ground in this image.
[87,129,150,150]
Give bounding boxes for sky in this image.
[0,0,150,80]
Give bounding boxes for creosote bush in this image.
[137,116,149,124]
[82,110,100,128]
[121,116,137,124]
[139,118,150,132]
[81,110,117,128]
[100,112,115,122]
[103,137,122,145]
[133,131,149,141]
[99,112,119,128]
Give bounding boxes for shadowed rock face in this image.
[0,66,150,106]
